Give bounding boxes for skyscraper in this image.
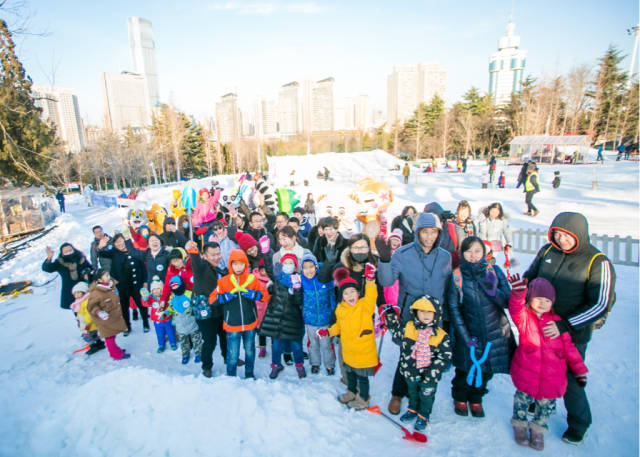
[33,85,85,153]
[355,95,370,131]
[278,82,300,138]
[128,17,160,114]
[387,62,446,124]
[261,100,278,137]
[215,93,240,144]
[488,18,527,105]
[101,72,148,132]
[312,77,334,132]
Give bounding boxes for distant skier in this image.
[55,190,65,213]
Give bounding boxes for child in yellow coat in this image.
[317,265,378,410]
[70,282,105,355]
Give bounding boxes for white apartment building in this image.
[215,93,240,144]
[128,17,160,114]
[101,72,149,132]
[33,85,85,153]
[387,62,446,124]
[278,81,300,138]
[312,77,334,132]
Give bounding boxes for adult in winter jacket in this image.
[42,243,92,310]
[159,217,187,249]
[89,225,111,273]
[390,206,417,246]
[246,211,276,252]
[142,234,170,285]
[422,202,457,253]
[524,212,616,444]
[204,220,238,270]
[312,217,348,264]
[185,240,227,377]
[376,212,457,415]
[271,226,311,274]
[478,203,513,253]
[524,162,541,216]
[98,233,149,333]
[448,236,514,418]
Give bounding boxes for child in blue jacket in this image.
[300,253,336,375]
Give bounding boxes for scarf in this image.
[57,256,80,281]
[411,326,434,369]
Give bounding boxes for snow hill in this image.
[0,151,637,456]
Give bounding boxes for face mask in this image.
[62,253,75,261]
[182,222,189,229]
[352,252,369,263]
[282,264,295,275]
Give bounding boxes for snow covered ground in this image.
[0,151,637,456]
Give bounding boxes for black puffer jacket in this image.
[259,274,304,341]
[144,248,170,284]
[98,241,145,294]
[449,257,514,374]
[313,232,348,264]
[160,230,186,249]
[524,212,616,344]
[189,251,227,318]
[42,249,92,309]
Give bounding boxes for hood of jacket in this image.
[413,212,442,247]
[547,212,590,254]
[422,202,444,217]
[227,249,250,275]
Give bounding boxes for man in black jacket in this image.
[90,225,111,273]
[160,217,187,248]
[185,240,227,378]
[524,212,616,445]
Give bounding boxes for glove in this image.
[259,235,270,254]
[508,273,527,290]
[97,311,109,321]
[195,226,209,236]
[217,292,235,304]
[374,236,391,262]
[467,337,478,348]
[576,374,587,389]
[241,290,262,301]
[364,262,376,281]
[483,270,498,296]
[316,328,329,338]
[139,287,150,301]
[290,274,301,289]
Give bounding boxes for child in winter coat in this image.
[498,171,506,188]
[260,253,306,379]
[478,202,513,261]
[381,230,403,308]
[253,259,272,359]
[167,275,202,364]
[317,265,378,410]
[142,276,178,353]
[384,297,452,431]
[70,281,104,355]
[209,249,270,378]
[86,269,130,360]
[507,274,588,451]
[160,248,193,303]
[300,253,336,375]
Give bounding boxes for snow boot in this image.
[132,310,139,321]
[123,329,131,337]
[117,353,131,360]
[326,368,335,376]
[86,343,104,355]
[295,363,306,378]
[532,210,540,217]
[194,355,201,363]
[283,353,293,365]
[157,346,166,353]
[202,369,212,378]
[170,344,178,350]
[414,414,428,431]
[181,356,190,364]
[338,391,356,404]
[523,211,532,216]
[143,324,150,333]
[470,403,485,418]
[96,340,106,349]
[388,396,402,415]
[347,395,369,411]
[311,365,320,374]
[561,427,585,445]
[453,401,468,416]
[269,364,284,379]
[512,424,530,446]
[529,425,544,451]
[400,408,417,423]
[258,346,267,358]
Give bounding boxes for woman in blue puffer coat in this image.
[448,235,514,418]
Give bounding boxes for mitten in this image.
[483,270,498,296]
[316,328,329,338]
[139,287,150,301]
[241,290,262,301]
[259,235,270,254]
[364,262,376,281]
[374,237,391,262]
[97,310,109,320]
[290,274,301,289]
[195,226,209,236]
[576,375,587,389]
[218,292,235,304]
[508,273,527,290]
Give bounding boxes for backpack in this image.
[191,294,213,320]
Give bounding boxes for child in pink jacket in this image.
[192,188,221,227]
[507,275,588,451]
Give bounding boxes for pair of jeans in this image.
[451,368,493,403]
[272,338,303,367]
[347,371,370,400]
[154,321,177,348]
[407,380,438,419]
[226,329,256,377]
[196,316,227,370]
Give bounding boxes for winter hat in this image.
[333,267,359,298]
[168,247,186,261]
[280,253,299,268]
[164,217,176,226]
[410,296,437,313]
[235,232,258,251]
[71,282,89,295]
[527,278,556,304]
[199,188,210,196]
[416,212,442,231]
[138,225,150,232]
[388,228,403,244]
[149,275,163,291]
[169,275,183,287]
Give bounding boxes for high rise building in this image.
[488,17,527,105]
[387,63,446,124]
[343,97,355,130]
[215,93,240,144]
[300,79,313,135]
[101,72,149,132]
[261,100,278,137]
[33,85,85,153]
[312,77,334,132]
[355,95,370,131]
[127,17,160,114]
[278,81,300,138]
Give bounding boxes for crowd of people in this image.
[42,186,616,450]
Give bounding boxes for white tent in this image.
[509,135,593,164]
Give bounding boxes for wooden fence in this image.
[511,229,639,267]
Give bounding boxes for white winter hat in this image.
[71,282,89,295]
[150,275,163,292]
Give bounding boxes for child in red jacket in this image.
[508,275,588,451]
[142,276,177,353]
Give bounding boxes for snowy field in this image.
[0,151,637,456]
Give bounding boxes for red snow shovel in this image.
[368,405,427,443]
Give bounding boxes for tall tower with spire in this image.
[488,14,527,105]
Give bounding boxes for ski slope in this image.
[0,151,637,456]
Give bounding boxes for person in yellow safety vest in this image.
[524,163,540,217]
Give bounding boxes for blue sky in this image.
[10,0,639,125]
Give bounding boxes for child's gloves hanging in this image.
[139,287,150,301]
[508,273,527,290]
[97,311,109,321]
[576,374,587,389]
[259,235,270,254]
[316,328,330,338]
[290,274,301,289]
[364,262,377,281]
[374,237,391,262]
